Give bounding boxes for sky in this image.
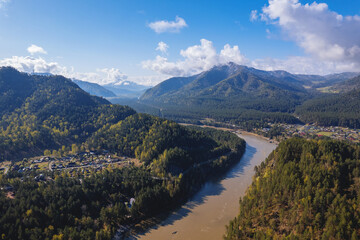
[0,0,360,86]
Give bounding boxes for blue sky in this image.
[0,0,359,85]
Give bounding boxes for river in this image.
[126,132,277,240]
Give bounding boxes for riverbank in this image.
[126,132,277,240]
[113,127,246,239]
[180,123,279,145]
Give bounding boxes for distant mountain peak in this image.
[140,63,360,104]
[72,79,116,98]
[102,80,150,98]
[210,62,246,73]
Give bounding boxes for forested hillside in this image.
[141,63,309,113]
[325,75,360,93]
[134,63,360,129]
[0,67,135,160]
[0,67,38,115]
[225,138,360,239]
[296,89,360,128]
[87,114,245,175]
[135,63,315,126]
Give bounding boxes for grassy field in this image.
[317,131,334,137]
[316,87,339,93]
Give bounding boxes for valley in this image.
[2,1,360,239]
[115,63,360,130]
[0,67,247,240]
[1,63,360,239]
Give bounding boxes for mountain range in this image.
[141,62,357,102]
[72,78,150,99]
[137,62,360,128]
[103,81,150,99]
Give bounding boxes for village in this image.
[0,151,141,204]
[0,150,141,180]
[262,123,360,143]
[195,118,360,143]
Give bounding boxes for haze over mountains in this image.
[72,79,117,98]
[32,72,150,99]
[102,81,150,99]
[73,79,150,99]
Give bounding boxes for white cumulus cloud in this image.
[260,0,360,65]
[148,16,187,33]
[95,68,128,85]
[220,44,246,64]
[156,41,169,54]
[142,39,248,76]
[143,37,360,79]
[0,55,131,85]
[0,56,65,74]
[0,54,166,85]
[27,44,47,55]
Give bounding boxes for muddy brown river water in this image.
[127,132,277,240]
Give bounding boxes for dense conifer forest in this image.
[0,122,245,240]
[225,138,360,239]
[295,89,360,128]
